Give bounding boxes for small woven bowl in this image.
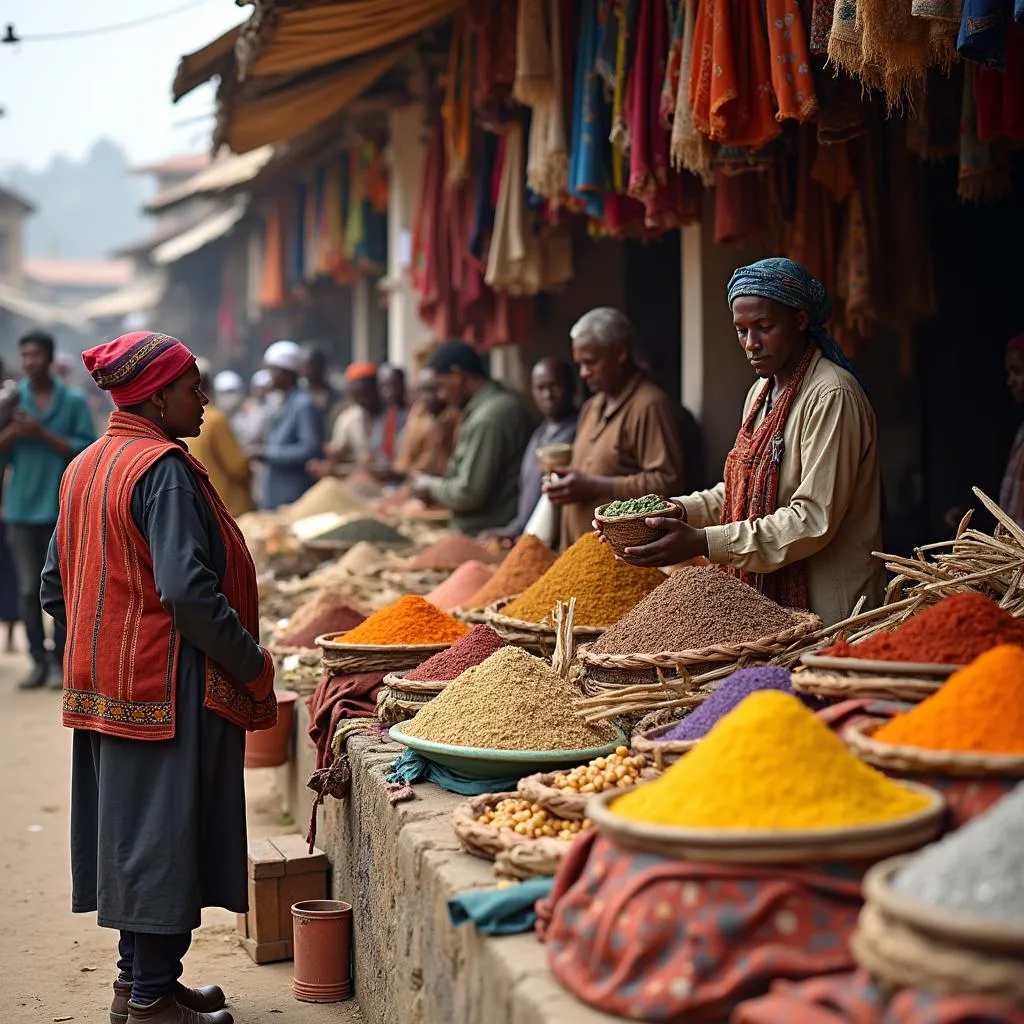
[594,499,682,559]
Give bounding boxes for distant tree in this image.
[1,138,148,260]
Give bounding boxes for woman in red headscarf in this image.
[42,332,276,1024]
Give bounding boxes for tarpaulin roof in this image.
[236,0,464,79]
[152,198,248,265]
[218,44,410,154]
[146,146,274,213]
[173,24,243,101]
[0,280,86,329]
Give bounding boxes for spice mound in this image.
[314,517,409,545]
[872,644,1024,754]
[552,747,645,795]
[612,691,930,830]
[600,494,672,518]
[502,532,665,627]
[822,593,1024,664]
[336,595,469,646]
[405,625,508,682]
[406,533,500,571]
[463,534,557,610]
[280,593,365,648]
[280,477,371,524]
[478,798,591,841]
[426,560,496,611]
[403,646,617,750]
[662,666,795,742]
[892,784,1024,925]
[337,541,388,575]
[591,565,798,656]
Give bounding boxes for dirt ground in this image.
[0,636,365,1023]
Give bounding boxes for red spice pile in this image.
[426,560,496,611]
[405,625,508,681]
[280,598,365,648]
[405,533,501,571]
[822,592,1024,664]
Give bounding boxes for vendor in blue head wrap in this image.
[603,257,883,626]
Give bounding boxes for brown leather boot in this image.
[124,992,233,1024]
[111,981,226,1023]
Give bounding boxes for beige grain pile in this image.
[403,646,616,751]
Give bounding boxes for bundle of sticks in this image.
[575,488,1024,724]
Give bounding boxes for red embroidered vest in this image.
[57,412,277,740]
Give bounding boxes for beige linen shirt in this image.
[677,349,883,626]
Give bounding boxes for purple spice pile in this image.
[663,666,794,741]
[405,624,508,682]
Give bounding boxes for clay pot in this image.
[292,899,353,1002]
[244,690,298,769]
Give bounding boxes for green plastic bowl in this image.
[388,721,628,779]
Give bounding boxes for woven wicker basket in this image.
[844,719,1024,778]
[486,597,606,654]
[852,859,1024,1000]
[493,838,569,880]
[579,609,821,691]
[631,721,701,770]
[451,606,490,626]
[375,670,449,726]
[793,667,942,702]
[585,781,945,864]
[594,499,681,559]
[518,769,648,821]
[450,792,574,862]
[316,632,454,674]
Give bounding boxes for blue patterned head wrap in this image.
[726,257,860,382]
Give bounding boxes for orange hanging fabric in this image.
[259,200,285,308]
[691,0,781,149]
[765,0,819,122]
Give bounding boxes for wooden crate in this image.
[236,834,329,964]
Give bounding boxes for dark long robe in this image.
[42,454,259,934]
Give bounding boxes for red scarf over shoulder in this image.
[57,411,277,740]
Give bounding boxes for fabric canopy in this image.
[239,0,464,78]
[173,24,242,101]
[223,45,410,154]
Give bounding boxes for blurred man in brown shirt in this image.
[545,307,687,547]
[393,366,460,477]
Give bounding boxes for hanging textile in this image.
[912,0,964,69]
[765,0,819,122]
[958,65,1013,201]
[525,0,569,199]
[714,168,772,247]
[246,222,264,323]
[974,19,1024,140]
[443,12,473,187]
[828,0,867,79]
[815,73,867,144]
[285,186,304,291]
[690,0,781,149]
[609,1,640,153]
[670,0,713,182]
[568,0,608,220]
[258,202,285,309]
[958,0,1013,66]
[321,160,346,276]
[857,0,930,110]
[660,0,686,128]
[513,0,555,106]
[304,173,320,282]
[467,0,517,115]
[809,0,837,53]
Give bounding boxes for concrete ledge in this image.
[288,699,622,1024]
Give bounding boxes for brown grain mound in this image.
[590,565,797,655]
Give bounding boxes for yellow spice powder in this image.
[612,691,930,830]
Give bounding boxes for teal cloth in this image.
[387,748,520,796]
[447,877,554,935]
[1,377,96,525]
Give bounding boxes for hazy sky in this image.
[0,0,245,169]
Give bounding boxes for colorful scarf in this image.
[958,0,1012,66]
[525,0,569,199]
[809,0,837,52]
[670,0,714,183]
[765,0,819,122]
[912,0,964,68]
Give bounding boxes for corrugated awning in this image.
[0,280,85,329]
[153,199,248,265]
[146,147,274,213]
[220,45,410,154]
[237,0,464,79]
[80,275,165,321]
[173,23,243,101]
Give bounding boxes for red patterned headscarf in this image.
[82,331,196,407]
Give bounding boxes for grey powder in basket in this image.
[402,646,616,751]
[892,783,1024,926]
[315,518,408,545]
[590,565,797,655]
